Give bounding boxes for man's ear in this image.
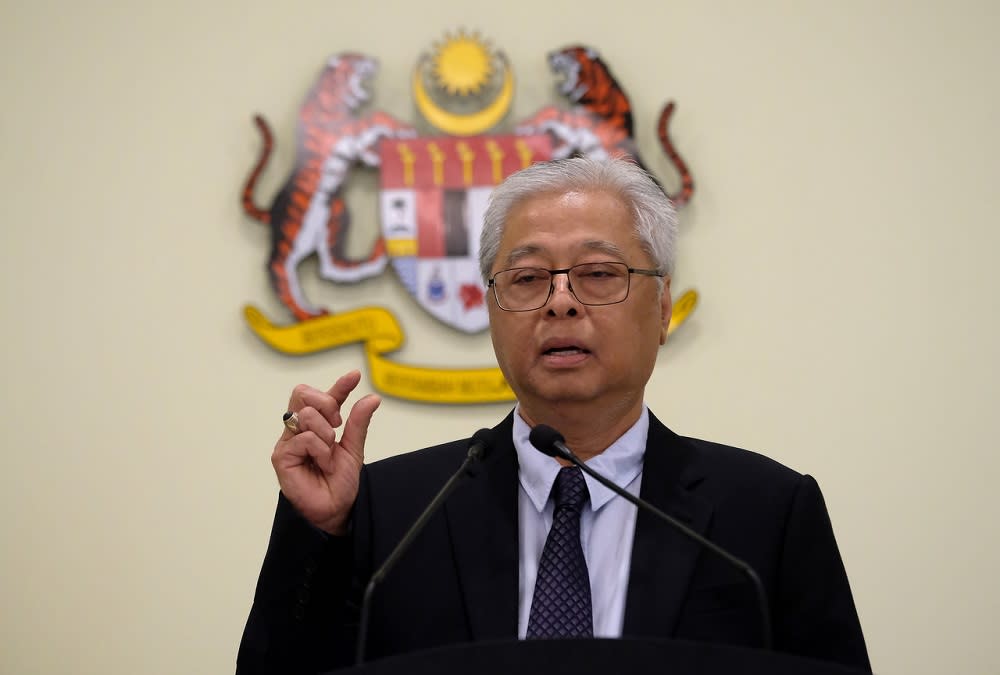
[659,276,672,345]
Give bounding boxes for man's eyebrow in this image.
[501,240,629,268]
[502,245,543,268]
[581,240,628,260]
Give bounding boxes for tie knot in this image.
[552,466,589,511]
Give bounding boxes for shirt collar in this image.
[512,405,649,513]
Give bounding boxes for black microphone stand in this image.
[355,430,492,665]
[530,424,772,651]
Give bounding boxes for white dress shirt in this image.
[513,406,648,638]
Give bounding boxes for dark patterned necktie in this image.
[526,466,593,638]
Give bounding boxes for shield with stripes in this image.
[378,134,552,333]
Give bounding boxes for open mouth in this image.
[548,54,577,96]
[543,346,590,356]
[350,60,378,102]
[351,74,371,102]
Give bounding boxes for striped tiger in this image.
[242,53,415,321]
[517,45,694,208]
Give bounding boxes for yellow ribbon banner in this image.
[244,288,697,404]
[243,305,514,403]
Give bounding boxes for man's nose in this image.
[546,273,581,314]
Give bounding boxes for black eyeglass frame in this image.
[487,262,664,312]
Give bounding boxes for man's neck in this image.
[517,397,646,462]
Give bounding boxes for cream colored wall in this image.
[1,1,997,673]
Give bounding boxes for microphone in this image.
[528,424,773,650]
[355,428,494,665]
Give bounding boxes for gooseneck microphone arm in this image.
[528,424,772,651]
[355,429,493,666]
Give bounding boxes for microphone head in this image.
[528,424,566,458]
[468,428,495,461]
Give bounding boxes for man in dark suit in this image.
[237,157,870,673]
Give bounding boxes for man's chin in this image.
[519,380,602,408]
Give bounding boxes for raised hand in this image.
[271,370,381,535]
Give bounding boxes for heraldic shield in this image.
[379,134,553,333]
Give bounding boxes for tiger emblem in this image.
[517,46,694,207]
[242,53,415,321]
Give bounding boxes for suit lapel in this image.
[623,413,713,637]
[444,413,520,640]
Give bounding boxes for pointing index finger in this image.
[327,370,363,407]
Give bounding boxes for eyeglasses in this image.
[488,261,664,312]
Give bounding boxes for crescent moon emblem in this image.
[413,57,514,136]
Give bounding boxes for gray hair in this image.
[479,156,678,282]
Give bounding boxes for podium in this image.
[335,638,868,674]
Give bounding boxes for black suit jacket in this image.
[237,412,870,673]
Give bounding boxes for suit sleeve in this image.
[773,474,872,672]
[236,490,364,675]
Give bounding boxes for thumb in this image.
[339,394,381,460]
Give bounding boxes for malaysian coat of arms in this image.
[241,31,698,404]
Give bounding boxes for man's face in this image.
[487,188,672,416]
